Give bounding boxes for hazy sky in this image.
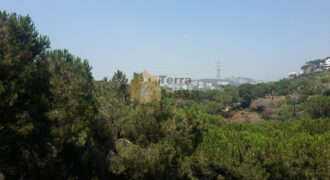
[1,0,330,81]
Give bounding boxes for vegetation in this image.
[187,120,330,179]
[0,11,330,179]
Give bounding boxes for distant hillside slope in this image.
[301,57,330,74]
[192,77,257,88]
[273,70,330,96]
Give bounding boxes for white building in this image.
[191,81,198,87]
[205,83,215,90]
[197,82,205,89]
[218,80,229,86]
[325,59,330,70]
[287,71,303,78]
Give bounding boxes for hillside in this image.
[288,56,330,78]
[276,69,330,96]
[195,76,257,87]
[170,69,330,122]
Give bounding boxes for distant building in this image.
[163,77,258,92]
[287,71,304,79]
[191,81,198,87]
[287,72,298,79]
[218,80,229,86]
[198,82,205,89]
[301,57,330,75]
[205,83,215,90]
[324,59,330,70]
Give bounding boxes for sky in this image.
[1,0,330,81]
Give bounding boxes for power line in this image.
[216,57,221,80]
[104,62,217,71]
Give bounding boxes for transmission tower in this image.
[216,58,221,80]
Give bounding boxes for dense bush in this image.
[305,96,330,118]
[185,120,330,179]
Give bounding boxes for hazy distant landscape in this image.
[1,1,330,179]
